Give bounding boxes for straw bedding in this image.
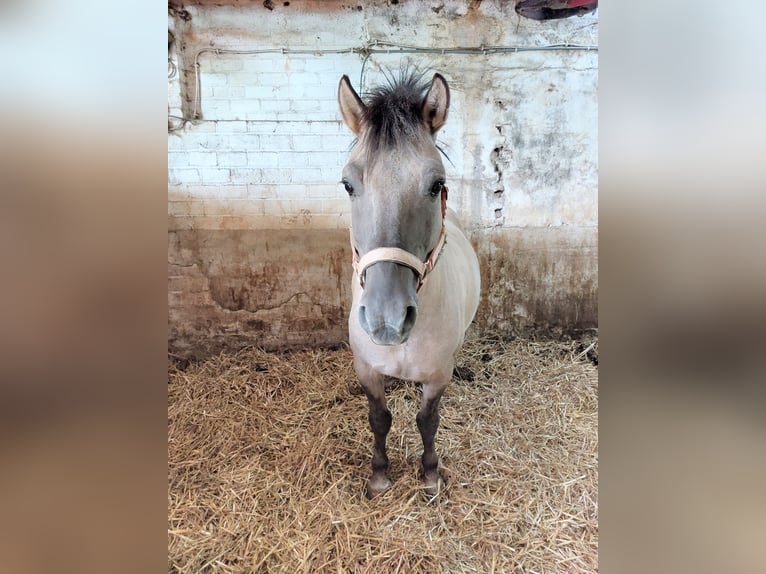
[168,336,598,573]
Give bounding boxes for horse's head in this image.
[338,71,450,346]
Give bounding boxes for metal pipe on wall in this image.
[173,39,597,129]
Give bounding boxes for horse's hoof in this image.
[422,471,445,498]
[366,474,391,499]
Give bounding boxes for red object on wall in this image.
[515,0,598,20]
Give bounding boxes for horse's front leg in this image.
[356,363,392,499]
[417,375,450,497]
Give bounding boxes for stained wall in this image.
[168,0,598,357]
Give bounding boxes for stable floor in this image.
[168,336,598,573]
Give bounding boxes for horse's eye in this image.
[342,180,354,196]
[430,180,444,197]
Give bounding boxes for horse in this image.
[337,71,481,498]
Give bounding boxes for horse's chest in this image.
[349,318,454,381]
[358,341,433,381]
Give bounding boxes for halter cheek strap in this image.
[350,186,448,294]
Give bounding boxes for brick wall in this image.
[168,0,598,356]
[168,116,350,231]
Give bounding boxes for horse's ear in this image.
[421,73,450,134]
[338,75,366,136]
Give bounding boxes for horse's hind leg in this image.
[357,366,392,498]
[417,379,449,496]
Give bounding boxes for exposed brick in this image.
[168,152,190,168]
[202,99,231,118]
[230,102,262,120]
[278,111,333,123]
[217,152,247,167]
[218,120,248,133]
[321,198,350,214]
[168,214,195,230]
[305,58,335,73]
[228,168,261,184]
[225,134,261,152]
[319,167,342,183]
[227,72,263,87]
[242,57,279,73]
[290,168,323,184]
[283,57,306,72]
[202,73,228,87]
[307,184,342,199]
[310,121,346,134]
[255,121,320,135]
[167,185,192,200]
[311,213,350,229]
[247,184,275,199]
[209,58,244,73]
[171,184,221,198]
[181,134,230,151]
[168,200,206,217]
[247,121,277,133]
[292,135,321,151]
[167,134,188,151]
[245,85,277,99]
[321,134,354,150]
[167,201,187,217]
[263,199,322,216]
[260,168,294,184]
[187,152,218,167]
[169,168,200,185]
[220,185,249,198]
[186,215,224,230]
[220,215,260,230]
[259,99,291,113]
[318,98,341,114]
[199,168,231,184]
[291,99,322,113]
[188,121,217,133]
[212,86,246,99]
[307,151,344,169]
[334,58,361,74]
[277,152,309,169]
[272,184,308,199]
[259,134,293,151]
[203,199,263,216]
[246,152,279,168]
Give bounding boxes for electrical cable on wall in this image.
[168,39,597,132]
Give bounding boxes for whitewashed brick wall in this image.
[168,44,365,231]
[168,4,597,233]
[167,0,599,352]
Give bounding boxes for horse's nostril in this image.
[358,306,369,332]
[402,305,417,333]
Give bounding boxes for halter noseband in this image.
[350,186,448,294]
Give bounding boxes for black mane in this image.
[362,70,430,150]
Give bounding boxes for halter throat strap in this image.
[350,187,448,294]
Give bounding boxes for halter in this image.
[350,186,448,294]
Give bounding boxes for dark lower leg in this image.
[364,389,392,498]
[416,390,444,493]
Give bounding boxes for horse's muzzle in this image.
[358,303,417,346]
[357,262,419,346]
